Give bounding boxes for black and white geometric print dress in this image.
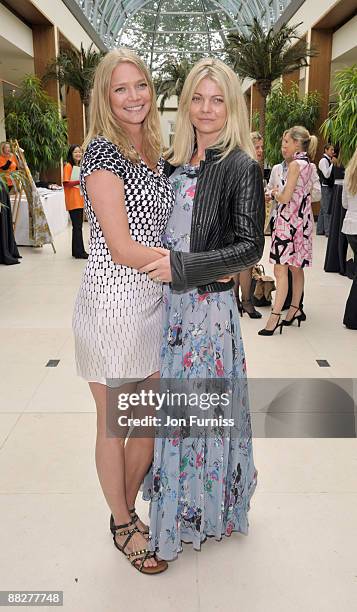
[72,136,174,384]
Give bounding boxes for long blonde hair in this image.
[345,147,357,196]
[83,48,161,166]
[285,126,318,160]
[169,58,256,165]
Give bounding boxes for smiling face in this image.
[72,146,82,164]
[189,77,227,142]
[109,61,151,132]
[281,133,301,160]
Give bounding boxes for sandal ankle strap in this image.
[112,519,138,534]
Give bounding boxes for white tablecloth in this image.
[12,188,69,246]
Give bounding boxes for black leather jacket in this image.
[165,147,265,293]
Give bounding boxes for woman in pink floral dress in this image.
[259,126,317,336]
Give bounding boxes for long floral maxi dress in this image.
[142,165,257,561]
[270,152,314,268]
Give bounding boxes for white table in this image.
[12,188,69,246]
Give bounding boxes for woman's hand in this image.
[139,249,172,282]
[271,186,280,200]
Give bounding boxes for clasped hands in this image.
[138,247,233,284]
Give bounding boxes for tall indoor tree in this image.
[226,19,317,149]
[155,57,197,112]
[45,43,104,130]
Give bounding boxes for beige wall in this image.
[285,0,357,63]
[332,14,357,61]
[30,0,98,51]
[285,0,341,37]
[0,5,33,56]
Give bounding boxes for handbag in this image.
[251,264,276,307]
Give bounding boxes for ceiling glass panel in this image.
[75,0,292,71]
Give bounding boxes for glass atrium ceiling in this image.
[75,0,292,70]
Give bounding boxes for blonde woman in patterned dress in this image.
[140,58,264,561]
[72,49,174,574]
[258,126,317,336]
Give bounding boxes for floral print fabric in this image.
[142,165,257,561]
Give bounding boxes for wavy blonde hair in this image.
[285,126,318,161]
[345,147,357,196]
[83,48,161,166]
[169,58,256,165]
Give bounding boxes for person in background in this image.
[233,131,264,318]
[63,145,88,259]
[267,131,321,312]
[259,126,317,336]
[341,147,357,330]
[317,143,337,236]
[268,131,321,228]
[0,142,18,191]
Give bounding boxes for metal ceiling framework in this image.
[74,0,292,69]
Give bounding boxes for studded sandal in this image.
[112,518,168,574]
[110,507,149,537]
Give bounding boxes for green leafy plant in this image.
[0,169,25,208]
[4,75,68,175]
[251,111,260,132]
[265,84,320,166]
[226,18,317,147]
[44,43,104,129]
[155,57,196,113]
[321,65,357,165]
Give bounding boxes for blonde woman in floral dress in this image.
[141,58,264,561]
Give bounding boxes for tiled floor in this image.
[0,225,356,611]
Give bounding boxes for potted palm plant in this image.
[155,57,197,112]
[44,43,105,130]
[226,19,317,151]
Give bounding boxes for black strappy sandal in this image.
[112,518,168,575]
[110,507,149,537]
[282,304,307,327]
[258,312,284,336]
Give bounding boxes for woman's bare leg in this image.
[286,266,305,320]
[89,381,157,568]
[262,264,289,330]
[124,372,159,528]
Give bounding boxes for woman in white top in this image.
[342,147,357,329]
[73,49,173,575]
